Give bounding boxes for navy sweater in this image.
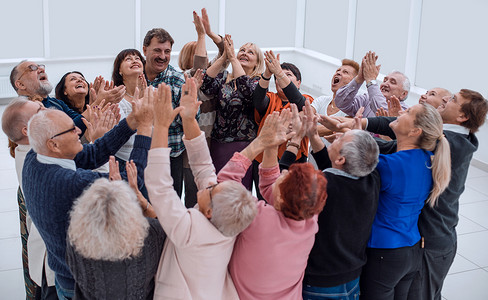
[280,149,380,287]
[22,119,151,290]
[43,96,86,134]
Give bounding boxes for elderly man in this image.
[143,28,187,197]
[1,98,58,299]
[21,89,154,299]
[280,102,381,299]
[346,89,488,300]
[10,61,88,134]
[335,51,410,118]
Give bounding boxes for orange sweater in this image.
[254,93,314,163]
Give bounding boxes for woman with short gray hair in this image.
[66,175,165,299]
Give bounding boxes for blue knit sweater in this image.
[22,119,151,290]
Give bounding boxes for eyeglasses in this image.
[448,95,461,106]
[17,64,45,81]
[206,183,219,202]
[50,125,76,139]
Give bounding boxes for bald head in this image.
[419,87,452,108]
[1,97,45,144]
[11,61,52,98]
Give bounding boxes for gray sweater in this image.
[66,218,166,300]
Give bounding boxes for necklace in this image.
[125,91,134,99]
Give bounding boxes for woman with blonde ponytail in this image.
[360,103,451,300]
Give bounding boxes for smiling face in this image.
[47,111,83,159]
[143,38,172,77]
[389,104,423,137]
[237,43,259,74]
[120,54,144,78]
[418,88,451,108]
[380,72,408,101]
[437,92,469,125]
[64,73,88,99]
[331,65,356,93]
[15,61,52,97]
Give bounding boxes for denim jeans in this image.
[303,277,360,300]
[55,278,74,300]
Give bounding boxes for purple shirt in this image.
[335,80,409,117]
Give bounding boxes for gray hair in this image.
[390,70,410,99]
[210,181,257,237]
[340,130,379,177]
[68,178,149,261]
[10,60,26,92]
[1,97,31,142]
[27,109,61,154]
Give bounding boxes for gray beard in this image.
[37,81,53,97]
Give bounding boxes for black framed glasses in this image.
[50,126,76,139]
[18,64,45,80]
[206,183,219,202]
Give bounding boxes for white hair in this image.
[390,70,410,99]
[340,130,379,177]
[210,181,257,237]
[68,178,149,261]
[27,109,60,153]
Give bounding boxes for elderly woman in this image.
[353,103,451,300]
[66,167,164,299]
[177,9,227,207]
[222,107,327,299]
[145,79,257,299]
[200,34,265,190]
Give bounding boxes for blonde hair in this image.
[227,42,264,82]
[178,41,197,71]
[68,178,149,261]
[414,103,451,207]
[210,180,257,237]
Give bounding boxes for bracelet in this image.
[261,73,271,81]
[287,141,300,150]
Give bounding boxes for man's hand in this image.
[82,104,119,142]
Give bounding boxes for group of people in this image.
[2,7,488,300]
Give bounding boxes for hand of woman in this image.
[153,84,184,128]
[264,50,282,75]
[180,76,201,121]
[108,156,121,181]
[289,104,308,143]
[193,10,206,37]
[137,74,147,98]
[223,35,236,61]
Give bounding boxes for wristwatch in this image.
[366,80,377,88]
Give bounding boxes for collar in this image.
[443,123,469,135]
[323,168,359,180]
[37,153,76,171]
[15,144,31,153]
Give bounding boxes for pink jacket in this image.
[220,153,319,300]
[145,132,239,300]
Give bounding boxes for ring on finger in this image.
[184,90,189,95]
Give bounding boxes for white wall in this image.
[0,0,487,167]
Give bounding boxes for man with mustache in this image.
[335,51,410,118]
[143,28,187,196]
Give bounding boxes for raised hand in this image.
[303,100,319,138]
[363,51,381,83]
[126,86,154,132]
[289,103,307,142]
[193,69,204,90]
[153,83,184,129]
[193,10,206,36]
[108,156,121,181]
[137,74,147,98]
[180,75,201,121]
[223,35,236,60]
[258,110,295,149]
[376,107,390,117]
[264,50,282,76]
[126,160,138,191]
[387,95,403,116]
[92,78,126,105]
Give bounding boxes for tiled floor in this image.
[0,104,487,299]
